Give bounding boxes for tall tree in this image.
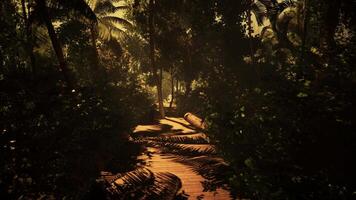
[86,0,132,69]
[35,0,72,86]
[148,0,165,118]
[32,0,97,87]
[169,66,174,108]
[21,0,37,75]
[320,0,341,53]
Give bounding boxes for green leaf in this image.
[244,157,254,169]
[297,92,308,98]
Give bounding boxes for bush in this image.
[202,63,356,199]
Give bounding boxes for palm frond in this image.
[98,18,127,41]
[97,21,112,40]
[144,135,210,144]
[109,25,128,39]
[135,139,216,156]
[99,168,181,200]
[101,16,133,28]
[104,38,124,56]
[251,1,268,26]
[95,1,129,15]
[160,143,216,157]
[174,156,233,191]
[146,172,182,200]
[113,168,154,189]
[102,168,155,199]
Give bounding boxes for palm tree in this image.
[34,0,71,86]
[87,0,131,40]
[32,0,96,87]
[86,0,132,68]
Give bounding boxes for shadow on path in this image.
[164,117,197,131]
[97,117,233,200]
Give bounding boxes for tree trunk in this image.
[301,0,309,63]
[0,46,3,69]
[37,0,72,87]
[21,0,36,75]
[159,65,165,114]
[320,0,341,52]
[185,44,192,97]
[149,0,165,118]
[169,67,174,108]
[176,78,179,94]
[184,79,192,96]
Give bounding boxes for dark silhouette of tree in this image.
[148,0,165,118]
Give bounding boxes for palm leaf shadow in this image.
[98,168,182,200]
[135,139,216,156]
[174,156,234,193]
[133,124,184,137]
[144,135,210,144]
[164,117,197,130]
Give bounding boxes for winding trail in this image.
[134,117,232,200]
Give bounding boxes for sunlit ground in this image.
[134,117,231,199]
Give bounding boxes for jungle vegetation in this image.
[1,0,355,199]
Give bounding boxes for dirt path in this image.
[134,117,232,200]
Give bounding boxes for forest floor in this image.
[133,117,232,200]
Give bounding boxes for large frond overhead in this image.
[98,18,127,40]
[85,0,131,41]
[251,1,268,26]
[101,16,133,28]
[97,20,112,40]
[109,25,128,40]
[94,1,129,15]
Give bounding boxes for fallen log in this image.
[184,112,206,130]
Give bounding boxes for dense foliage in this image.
[1,0,356,199]
[0,0,152,199]
[132,0,356,199]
